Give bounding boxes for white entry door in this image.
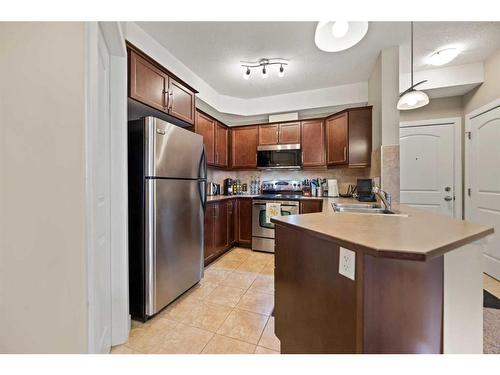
[87,25,112,353]
[400,123,456,217]
[467,105,500,280]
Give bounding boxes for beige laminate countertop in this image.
[271,203,494,261]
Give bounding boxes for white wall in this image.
[463,49,500,114]
[0,22,88,353]
[400,96,463,122]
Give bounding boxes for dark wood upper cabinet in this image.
[279,122,301,144]
[129,50,168,112]
[231,126,259,169]
[195,111,215,166]
[127,45,197,125]
[258,122,301,146]
[301,119,325,167]
[259,124,279,145]
[215,122,228,168]
[326,112,349,166]
[347,107,372,167]
[326,107,372,168]
[168,78,195,124]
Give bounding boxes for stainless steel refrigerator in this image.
[128,116,206,321]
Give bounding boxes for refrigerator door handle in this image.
[198,146,207,180]
[198,147,207,211]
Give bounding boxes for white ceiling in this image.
[136,21,500,100]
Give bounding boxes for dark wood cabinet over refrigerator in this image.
[194,111,228,168]
[128,46,196,125]
[325,106,372,168]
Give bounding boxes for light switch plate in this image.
[339,247,355,280]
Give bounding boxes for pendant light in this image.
[397,22,429,110]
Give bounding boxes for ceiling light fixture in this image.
[331,21,349,38]
[241,58,288,80]
[278,64,285,78]
[315,21,368,52]
[428,48,460,66]
[243,67,250,80]
[397,22,429,111]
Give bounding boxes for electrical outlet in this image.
[339,247,355,280]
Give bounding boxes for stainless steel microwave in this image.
[257,144,301,170]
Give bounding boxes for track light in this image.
[278,64,285,78]
[240,58,289,80]
[243,67,250,79]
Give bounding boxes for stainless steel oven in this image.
[252,199,300,253]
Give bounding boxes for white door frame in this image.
[400,117,463,219]
[85,22,129,353]
[465,97,500,280]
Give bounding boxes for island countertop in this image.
[271,204,493,261]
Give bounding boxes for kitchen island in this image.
[271,204,494,354]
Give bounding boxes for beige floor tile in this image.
[152,323,214,354]
[160,295,201,322]
[484,273,500,298]
[212,257,244,270]
[217,309,268,344]
[259,263,274,276]
[220,270,259,290]
[143,316,179,334]
[248,251,273,262]
[237,290,274,316]
[202,334,256,354]
[221,249,251,262]
[187,281,218,300]
[181,301,232,332]
[258,316,280,351]
[206,285,246,308]
[126,325,170,353]
[254,346,280,354]
[202,267,233,284]
[111,344,141,354]
[249,274,274,294]
[237,259,267,273]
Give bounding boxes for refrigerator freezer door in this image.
[145,178,204,316]
[144,117,204,179]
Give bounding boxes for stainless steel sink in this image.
[332,202,397,215]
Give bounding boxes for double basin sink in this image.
[332,202,397,215]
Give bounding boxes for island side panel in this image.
[363,254,443,354]
[274,223,361,354]
[443,241,484,353]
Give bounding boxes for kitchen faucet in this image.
[373,186,392,211]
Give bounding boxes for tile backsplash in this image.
[207,167,370,194]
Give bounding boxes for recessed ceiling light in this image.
[428,48,460,66]
[315,21,369,52]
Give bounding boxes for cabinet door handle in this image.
[343,146,347,161]
[168,91,173,110]
[163,89,168,109]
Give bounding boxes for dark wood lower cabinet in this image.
[299,199,323,214]
[274,223,444,354]
[204,199,239,266]
[236,198,252,247]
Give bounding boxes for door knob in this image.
[444,186,451,192]
[444,196,453,202]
